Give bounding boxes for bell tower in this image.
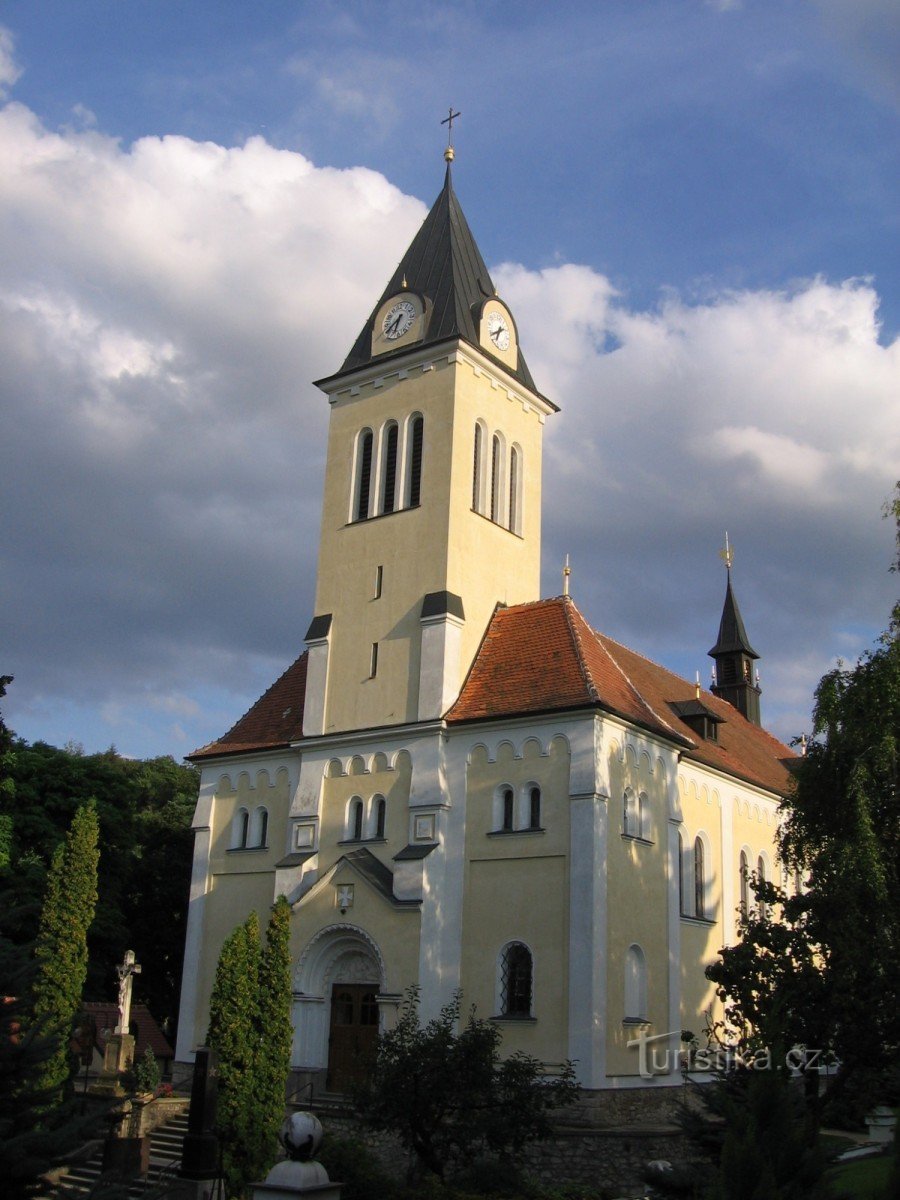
[302,153,557,738]
[708,537,761,726]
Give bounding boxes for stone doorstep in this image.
[552,1123,683,1138]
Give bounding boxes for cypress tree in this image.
[30,802,99,1105]
[207,911,262,1197]
[257,896,293,1167]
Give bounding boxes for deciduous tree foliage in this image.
[30,802,99,1106]
[354,988,578,1181]
[0,735,197,1033]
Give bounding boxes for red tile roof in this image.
[190,598,794,795]
[190,652,308,760]
[447,597,795,795]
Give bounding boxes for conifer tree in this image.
[30,802,99,1105]
[207,911,263,1197]
[257,897,293,1168]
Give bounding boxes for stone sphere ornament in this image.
[280,1111,324,1162]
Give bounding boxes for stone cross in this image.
[115,949,141,1034]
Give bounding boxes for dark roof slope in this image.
[709,571,759,658]
[190,652,307,760]
[328,166,544,399]
[447,596,793,795]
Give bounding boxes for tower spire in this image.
[709,536,761,725]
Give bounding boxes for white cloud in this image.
[0,27,21,97]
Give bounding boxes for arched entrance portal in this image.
[293,925,385,1094]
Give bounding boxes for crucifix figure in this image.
[115,949,141,1034]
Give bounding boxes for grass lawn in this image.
[826,1153,892,1199]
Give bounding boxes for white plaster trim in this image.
[567,790,608,1087]
[174,775,216,1062]
[666,820,682,1076]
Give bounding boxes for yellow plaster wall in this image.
[318,751,412,873]
[605,741,671,1075]
[460,736,570,1063]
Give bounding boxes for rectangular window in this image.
[374,564,383,599]
[370,642,379,678]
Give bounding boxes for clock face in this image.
[383,299,417,341]
[487,311,510,352]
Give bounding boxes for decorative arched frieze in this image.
[293,923,387,994]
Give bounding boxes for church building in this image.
[174,150,795,1096]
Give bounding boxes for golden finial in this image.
[401,275,407,289]
[441,107,460,162]
[695,671,701,699]
[563,554,571,597]
[719,531,734,571]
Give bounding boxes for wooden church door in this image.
[326,983,379,1092]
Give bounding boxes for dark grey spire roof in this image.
[709,572,759,659]
[325,165,544,398]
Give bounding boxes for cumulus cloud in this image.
[1,83,897,755]
[0,27,21,97]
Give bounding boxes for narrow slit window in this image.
[381,423,398,514]
[490,434,501,523]
[356,430,373,521]
[502,787,514,832]
[370,642,379,678]
[694,837,706,919]
[473,423,483,511]
[351,799,363,841]
[374,565,383,599]
[508,445,520,533]
[375,796,386,839]
[408,415,423,507]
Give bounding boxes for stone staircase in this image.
[48,1111,192,1199]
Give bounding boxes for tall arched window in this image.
[473,422,484,512]
[349,798,363,841]
[677,831,685,914]
[739,849,750,914]
[638,791,650,840]
[757,854,768,918]
[490,434,501,522]
[623,788,638,837]
[500,942,532,1016]
[694,837,706,919]
[529,786,541,830]
[407,415,423,507]
[508,445,521,534]
[234,808,250,849]
[624,944,648,1021]
[501,787,514,832]
[354,429,373,521]
[381,423,399,514]
[252,806,268,848]
[375,796,386,839]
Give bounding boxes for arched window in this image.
[374,796,386,839]
[381,422,399,514]
[349,798,363,841]
[757,854,768,918]
[473,422,484,512]
[528,786,541,830]
[624,944,647,1021]
[354,429,373,522]
[694,837,706,919]
[500,942,532,1016]
[501,787,514,832]
[407,415,423,508]
[739,850,750,914]
[623,788,638,837]
[508,445,521,534]
[234,808,250,849]
[252,806,268,848]
[677,831,685,914]
[638,791,650,840]
[490,434,501,523]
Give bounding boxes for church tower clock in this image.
[303,153,557,737]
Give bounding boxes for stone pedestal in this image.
[89,1032,135,1097]
[251,1163,341,1200]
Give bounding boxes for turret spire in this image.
[709,537,761,725]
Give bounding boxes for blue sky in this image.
[1,1,898,758]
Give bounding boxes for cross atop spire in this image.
[441,107,461,162]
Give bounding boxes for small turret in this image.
[708,535,761,725]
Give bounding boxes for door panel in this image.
[326,983,380,1092]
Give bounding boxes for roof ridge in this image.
[559,596,602,702]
